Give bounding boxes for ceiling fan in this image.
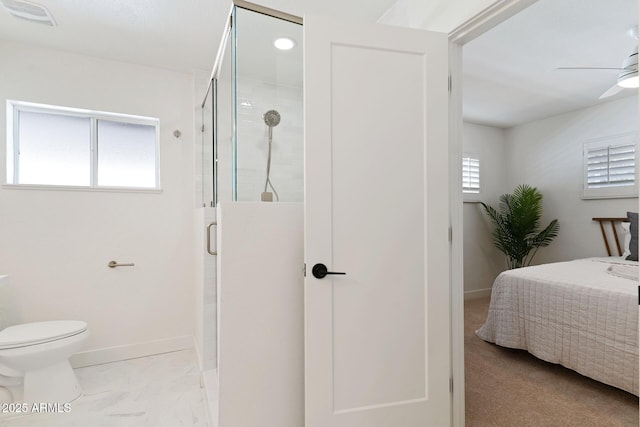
[556,28,638,99]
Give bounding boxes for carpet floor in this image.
[465,297,639,426]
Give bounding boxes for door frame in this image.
[447,1,539,426]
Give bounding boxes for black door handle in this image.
[312,263,346,279]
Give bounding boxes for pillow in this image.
[625,212,638,261]
[621,222,631,258]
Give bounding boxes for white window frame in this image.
[462,152,481,202]
[5,100,161,192]
[582,132,638,200]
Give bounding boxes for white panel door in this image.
[304,15,450,427]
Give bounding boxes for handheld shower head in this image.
[263,110,281,127]
[262,109,281,202]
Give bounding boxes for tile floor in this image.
[0,349,209,427]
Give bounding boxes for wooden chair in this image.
[592,217,630,257]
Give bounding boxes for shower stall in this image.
[201,2,303,207]
[198,2,451,426]
[198,2,304,426]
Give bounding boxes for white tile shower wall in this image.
[233,77,303,202]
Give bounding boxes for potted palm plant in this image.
[481,184,559,269]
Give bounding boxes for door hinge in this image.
[450,377,453,393]
[201,124,205,132]
[448,226,452,242]
[303,263,306,277]
[448,74,452,93]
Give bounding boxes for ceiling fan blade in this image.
[599,84,624,99]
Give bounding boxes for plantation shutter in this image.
[583,133,638,199]
[586,143,635,188]
[462,155,480,194]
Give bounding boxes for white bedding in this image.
[476,257,639,395]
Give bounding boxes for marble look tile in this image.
[1,349,208,427]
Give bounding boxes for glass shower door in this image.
[201,79,215,207]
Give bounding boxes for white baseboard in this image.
[70,335,194,368]
[464,288,492,300]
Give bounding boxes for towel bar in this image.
[108,261,135,268]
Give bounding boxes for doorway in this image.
[450,0,639,425]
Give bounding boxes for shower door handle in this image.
[207,222,217,256]
[312,263,346,279]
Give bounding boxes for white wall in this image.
[505,96,639,264]
[462,122,508,297]
[378,0,499,32]
[0,41,196,362]
[216,202,303,427]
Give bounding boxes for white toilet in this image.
[0,275,88,404]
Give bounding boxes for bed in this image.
[476,217,639,396]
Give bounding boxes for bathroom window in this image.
[6,101,160,190]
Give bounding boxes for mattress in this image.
[476,257,639,395]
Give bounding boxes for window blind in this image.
[462,156,480,194]
[586,143,635,189]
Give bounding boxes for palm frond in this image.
[480,185,559,269]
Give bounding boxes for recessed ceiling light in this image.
[0,0,56,26]
[274,37,295,51]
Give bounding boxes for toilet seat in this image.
[0,321,88,350]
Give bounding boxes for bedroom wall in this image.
[462,122,509,298]
[0,40,197,364]
[505,95,639,264]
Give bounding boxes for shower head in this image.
[263,110,281,127]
